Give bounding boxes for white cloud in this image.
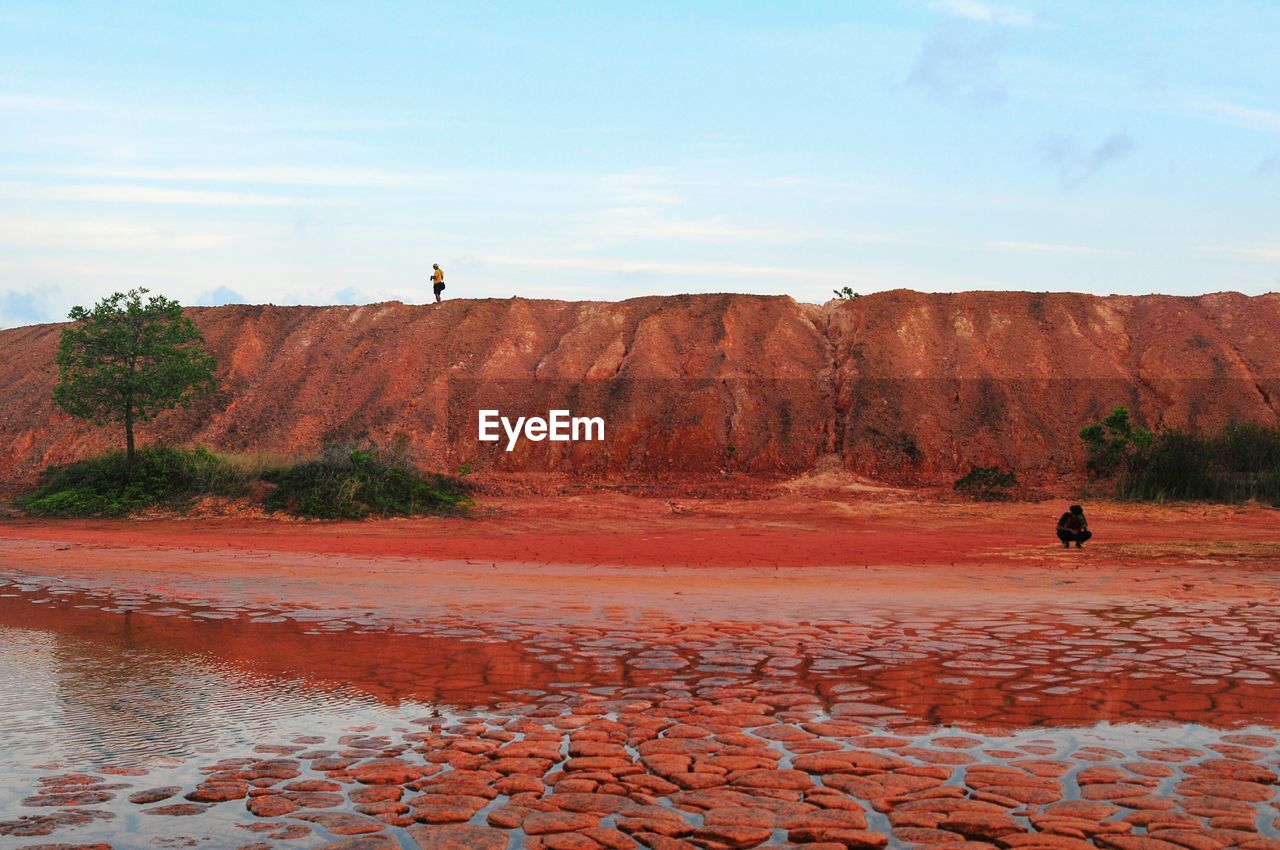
[596,170,684,209]
[1190,101,1280,135]
[4,164,417,188]
[584,214,769,242]
[988,241,1131,257]
[0,181,309,206]
[0,216,227,249]
[580,207,918,248]
[480,254,848,282]
[0,93,103,113]
[1196,244,1280,263]
[932,0,1035,27]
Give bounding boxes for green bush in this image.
[17,442,472,520]
[1081,409,1280,506]
[1118,423,1280,505]
[262,444,471,519]
[1079,406,1154,476]
[17,445,247,517]
[953,465,1018,500]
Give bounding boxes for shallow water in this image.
[1,572,1277,849]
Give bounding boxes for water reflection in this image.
[0,586,594,771]
[2,576,1279,848]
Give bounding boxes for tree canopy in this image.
[53,289,216,463]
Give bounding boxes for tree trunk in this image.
[124,401,135,470]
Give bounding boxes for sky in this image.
[1,0,1278,327]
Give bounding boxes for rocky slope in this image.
[2,291,1277,490]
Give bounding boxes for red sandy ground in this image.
[4,495,1280,850]
[1,494,1277,622]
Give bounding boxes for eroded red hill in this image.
[2,290,1277,490]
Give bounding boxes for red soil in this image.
[3,291,1279,491]
[2,495,1277,623]
[3,495,1279,849]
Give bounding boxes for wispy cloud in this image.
[906,22,1008,105]
[0,181,309,206]
[480,254,848,282]
[1191,100,1280,134]
[1258,152,1280,176]
[932,0,1036,27]
[580,207,920,248]
[1041,133,1136,190]
[4,164,416,188]
[596,170,684,209]
[0,93,104,114]
[0,216,227,249]
[987,240,1131,257]
[584,213,776,243]
[1196,244,1280,263]
[907,0,1036,105]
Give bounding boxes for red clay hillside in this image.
[1,290,1277,492]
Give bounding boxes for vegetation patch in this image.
[53,288,216,466]
[261,444,471,520]
[17,446,247,518]
[24,288,469,520]
[1082,407,1280,505]
[18,443,471,520]
[953,465,1018,501]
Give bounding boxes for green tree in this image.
[1079,405,1154,476]
[53,289,216,467]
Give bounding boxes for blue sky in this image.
[1,1,1278,327]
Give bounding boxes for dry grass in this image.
[219,450,296,477]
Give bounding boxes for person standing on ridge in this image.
[431,263,446,303]
[1056,504,1092,548]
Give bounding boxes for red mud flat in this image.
[2,495,1280,850]
[2,562,1280,850]
[0,494,1278,620]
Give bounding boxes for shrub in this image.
[1081,410,1280,506]
[17,442,472,520]
[1118,423,1280,505]
[17,446,247,517]
[1117,430,1212,502]
[1079,406,1154,476]
[262,443,471,519]
[953,465,1018,500]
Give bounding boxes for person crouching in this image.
[1056,504,1092,548]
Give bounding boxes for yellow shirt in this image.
[432,268,444,284]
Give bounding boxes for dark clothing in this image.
[433,282,445,294]
[1056,510,1091,547]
